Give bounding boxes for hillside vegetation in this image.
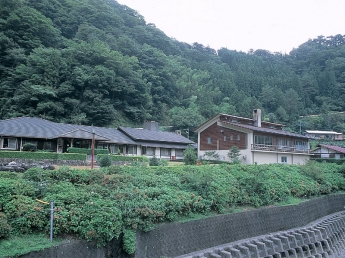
[1,162,345,255]
[1,0,345,136]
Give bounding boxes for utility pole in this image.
[91,130,95,169]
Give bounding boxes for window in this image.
[281,156,287,163]
[294,140,308,151]
[109,145,123,154]
[223,136,226,142]
[97,143,108,149]
[2,137,17,149]
[254,135,273,146]
[160,148,171,156]
[230,135,233,141]
[207,137,212,144]
[175,149,184,157]
[237,134,240,141]
[43,141,56,151]
[142,147,155,156]
[277,139,291,150]
[127,145,137,155]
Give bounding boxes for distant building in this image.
[305,130,343,140]
[0,117,194,160]
[312,144,345,159]
[194,109,311,165]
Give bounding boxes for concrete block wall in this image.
[177,211,345,258]
[136,194,345,258]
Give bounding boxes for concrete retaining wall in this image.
[136,194,345,257]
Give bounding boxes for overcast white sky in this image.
[116,0,345,54]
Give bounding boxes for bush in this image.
[67,147,109,155]
[22,143,37,152]
[98,155,112,167]
[149,156,159,166]
[97,154,149,163]
[228,146,241,164]
[123,229,136,254]
[158,159,168,166]
[183,145,197,165]
[0,151,86,161]
[0,212,11,238]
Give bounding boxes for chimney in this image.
[143,121,159,131]
[253,109,261,127]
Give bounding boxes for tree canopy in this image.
[1,0,345,136]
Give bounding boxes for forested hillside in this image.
[1,0,345,135]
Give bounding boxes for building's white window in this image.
[175,149,184,157]
[127,145,137,155]
[2,137,17,149]
[207,137,212,144]
[223,136,226,141]
[160,148,171,156]
[281,156,287,163]
[237,134,240,140]
[142,147,155,156]
[230,135,233,141]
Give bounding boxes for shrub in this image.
[228,146,241,164]
[149,156,159,166]
[0,151,86,161]
[158,159,168,166]
[98,155,112,167]
[183,146,197,165]
[203,151,220,160]
[0,212,11,238]
[67,147,109,155]
[123,229,136,254]
[22,143,37,152]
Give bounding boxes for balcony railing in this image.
[251,144,310,154]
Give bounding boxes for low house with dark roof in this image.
[305,130,343,140]
[194,109,311,165]
[312,144,345,159]
[0,117,194,160]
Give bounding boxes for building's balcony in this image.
[251,144,310,154]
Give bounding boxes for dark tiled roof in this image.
[319,144,345,154]
[59,129,110,141]
[119,126,195,144]
[0,117,76,138]
[220,121,309,139]
[0,117,136,144]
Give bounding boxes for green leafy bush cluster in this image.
[1,161,345,255]
[312,158,345,165]
[98,155,112,167]
[98,154,149,163]
[67,147,109,155]
[0,151,86,161]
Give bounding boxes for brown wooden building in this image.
[194,109,311,165]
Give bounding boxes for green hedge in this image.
[67,147,109,155]
[312,158,345,165]
[97,154,149,162]
[0,151,86,161]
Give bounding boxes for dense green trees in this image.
[1,0,345,132]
